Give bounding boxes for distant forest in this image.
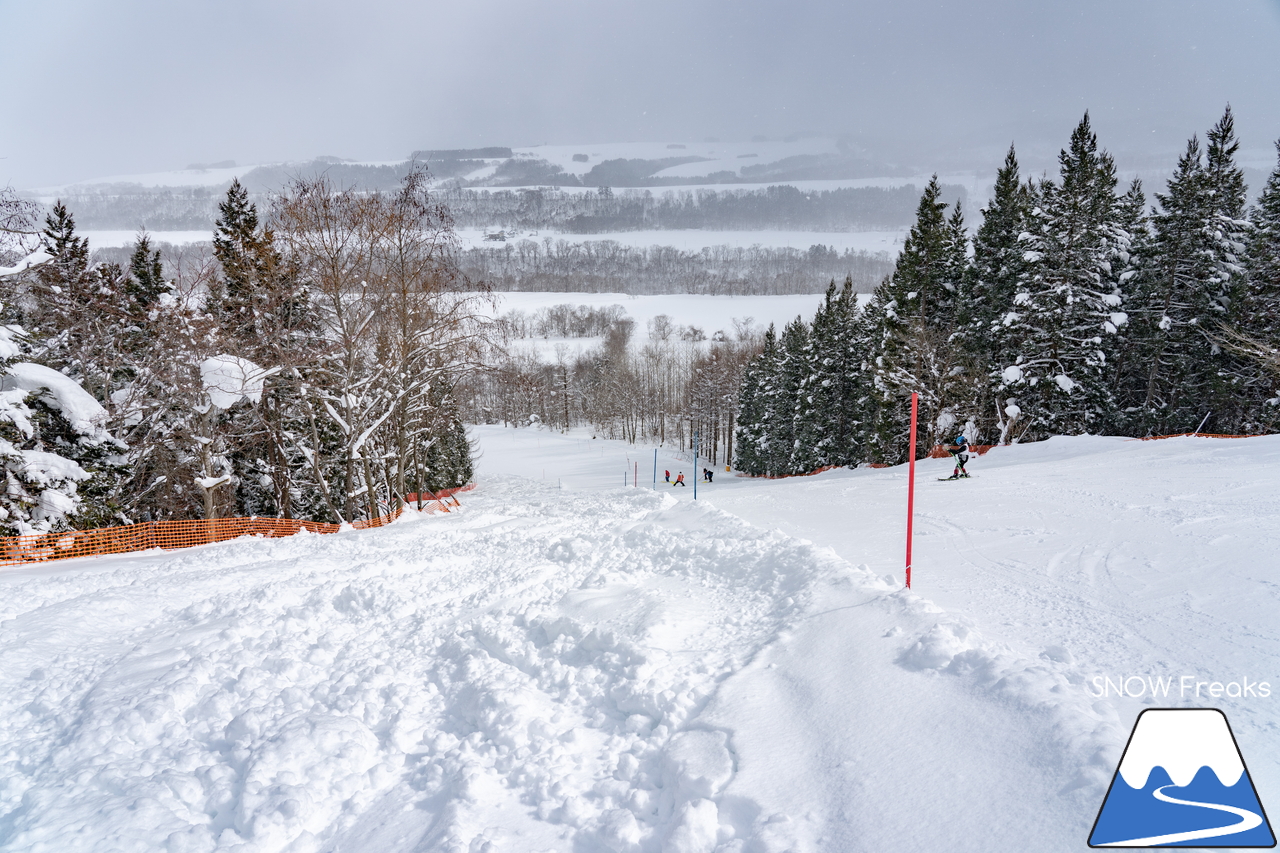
[438,185,957,232]
[51,180,960,234]
[458,239,893,295]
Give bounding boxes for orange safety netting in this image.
[927,444,996,458]
[0,484,474,569]
[1134,432,1267,441]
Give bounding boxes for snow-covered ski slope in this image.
[3,430,1279,852]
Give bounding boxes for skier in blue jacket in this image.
[944,435,970,480]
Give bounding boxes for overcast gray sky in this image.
[3,0,1279,188]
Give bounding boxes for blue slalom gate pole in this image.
[653,449,657,490]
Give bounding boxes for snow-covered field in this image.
[3,430,1278,851]
[494,292,830,338]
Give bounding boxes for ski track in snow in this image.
[4,430,1280,851]
[0,479,852,852]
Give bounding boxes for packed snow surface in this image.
[3,430,1279,851]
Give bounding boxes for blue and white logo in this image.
[1089,708,1275,847]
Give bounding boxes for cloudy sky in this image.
[2,0,1279,187]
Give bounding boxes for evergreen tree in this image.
[1248,142,1280,315]
[766,317,809,475]
[821,277,865,467]
[212,179,264,318]
[996,113,1130,440]
[733,326,775,475]
[792,282,841,472]
[970,146,1032,336]
[1125,108,1250,434]
[1235,140,1280,414]
[210,180,331,519]
[838,280,879,465]
[968,146,1033,436]
[40,201,90,288]
[420,385,474,492]
[126,233,168,309]
[1106,178,1150,429]
[866,177,971,459]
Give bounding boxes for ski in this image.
[937,476,975,481]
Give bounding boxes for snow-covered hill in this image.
[2,430,1278,851]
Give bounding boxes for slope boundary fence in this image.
[0,484,474,569]
[1133,432,1267,441]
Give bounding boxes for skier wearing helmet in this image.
[944,435,970,480]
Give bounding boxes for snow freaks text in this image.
[1089,675,1273,700]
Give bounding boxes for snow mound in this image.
[0,249,51,278]
[2,362,107,437]
[200,355,273,409]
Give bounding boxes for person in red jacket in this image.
[674,472,686,487]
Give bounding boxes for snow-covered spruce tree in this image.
[791,282,840,472]
[0,324,128,535]
[1123,108,1251,435]
[1222,140,1280,419]
[419,382,474,494]
[763,317,809,476]
[865,177,973,461]
[209,180,331,520]
[127,234,167,309]
[995,114,1133,441]
[967,146,1034,437]
[969,146,1033,336]
[1247,142,1280,326]
[791,279,864,471]
[836,279,881,466]
[1105,178,1152,431]
[732,325,774,476]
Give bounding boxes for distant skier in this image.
[707,468,713,483]
[944,435,970,480]
[675,472,686,487]
[664,469,671,483]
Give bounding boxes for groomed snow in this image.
[2,430,1278,851]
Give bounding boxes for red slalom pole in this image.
[906,391,918,589]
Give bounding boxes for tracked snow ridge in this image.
[0,477,842,852]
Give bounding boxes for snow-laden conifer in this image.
[1125,108,1251,434]
[732,326,774,476]
[866,177,972,459]
[995,114,1131,440]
